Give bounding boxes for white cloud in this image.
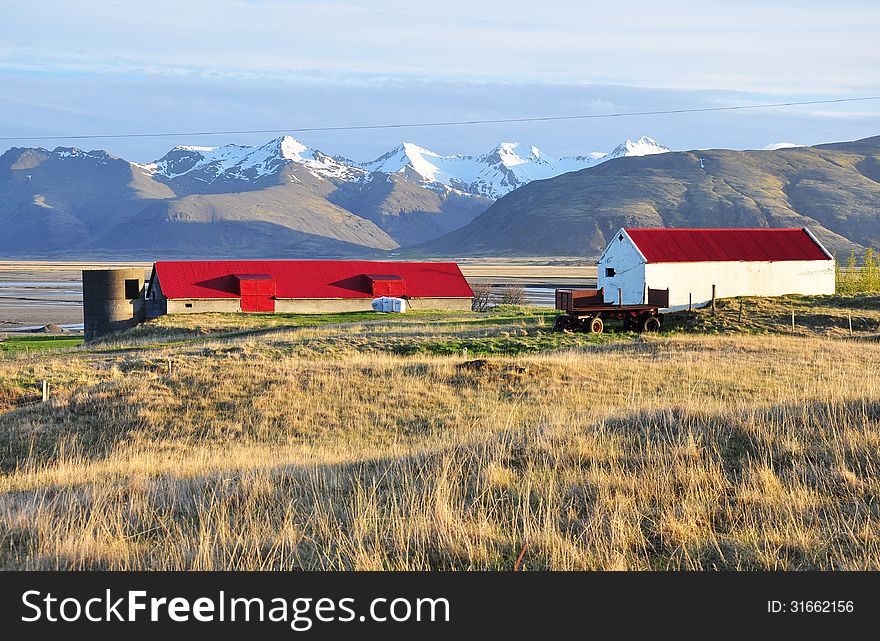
[2,1,879,92]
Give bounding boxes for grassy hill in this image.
[3,299,880,570]
[422,135,880,257]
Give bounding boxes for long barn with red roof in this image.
[145,260,473,316]
[597,227,835,311]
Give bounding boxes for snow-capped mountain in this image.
[6,134,877,259]
[136,135,670,199]
[137,136,364,188]
[605,136,670,160]
[355,136,669,198]
[358,141,561,198]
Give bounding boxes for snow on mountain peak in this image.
[277,135,309,160]
[361,142,450,182]
[136,134,670,198]
[139,135,362,183]
[174,145,216,152]
[400,142,437,157]
[763,142,804,150]
[607,136,670,159]
[492,142,542,167]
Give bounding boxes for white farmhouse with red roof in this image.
[597,228,836,311]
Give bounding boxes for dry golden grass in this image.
[2,315,880,570]
[670,293,880,336]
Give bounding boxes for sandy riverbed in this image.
[0,261,151,330]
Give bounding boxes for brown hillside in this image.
[422,135,880,257]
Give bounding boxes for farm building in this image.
[597,228,835,311]
[144,260,473,316]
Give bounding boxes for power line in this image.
[1,95,879,142]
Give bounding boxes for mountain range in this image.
[2,134,879,259]
[0,135,668,256]
[422,135,880,257]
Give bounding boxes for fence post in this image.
[167,356,173,375]
[738,299,744,323]
[848,312,853,336]
[688,293,692,314]
[41,379,48,403]
[618,288,622,306]
[791,310,795,331]
[711,285,716,315]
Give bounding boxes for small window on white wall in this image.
[618,234,624,241]
[605,267,616,277]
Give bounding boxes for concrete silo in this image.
[82,268,145,342]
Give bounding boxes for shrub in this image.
[471,283,493,312]
[498,285,527,306]
[837,249,880,294]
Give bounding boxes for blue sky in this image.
[1,0,878,161]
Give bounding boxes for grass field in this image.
[2,295,880,570]
[0,335,84,354]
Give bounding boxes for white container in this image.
[371,297,407,313]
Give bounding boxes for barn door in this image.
[236,274,276,312]
[241,295,275,312]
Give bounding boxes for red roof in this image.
[152,260,473,300]
[624,228,832,263]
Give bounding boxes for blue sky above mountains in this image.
[2,0,878,161]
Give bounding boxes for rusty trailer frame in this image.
[553,287,666,334]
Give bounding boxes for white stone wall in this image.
[597,231,647,305]
[644,259,836,311]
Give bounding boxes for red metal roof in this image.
[153,260,473,300]
[623,228,832,263]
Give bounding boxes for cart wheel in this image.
[589,316,604,334]
[641,316,661,332]
[553,315,571,332]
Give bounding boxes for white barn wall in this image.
[597,233,647,305]
[645,259,836,311]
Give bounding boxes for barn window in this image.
[618,234,624,241]
[185,303,193,308]
[605,267,616,277]
[124,279,140,299]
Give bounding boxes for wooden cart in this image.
[553,287,666,333]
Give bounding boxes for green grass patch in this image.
[0,335,83,354]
